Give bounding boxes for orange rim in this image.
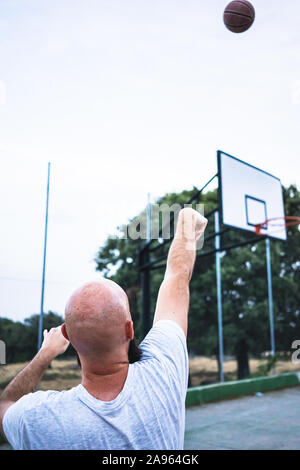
[255,216,300,235]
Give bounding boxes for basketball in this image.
[223,1,255,33]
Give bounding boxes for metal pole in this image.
[266,237,276,371]
[215,211,224,382]
[37,162,51,352]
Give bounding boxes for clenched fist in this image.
[41,325,70,360]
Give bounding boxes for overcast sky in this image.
[0,0,299,322]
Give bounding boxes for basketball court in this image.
[184,386,300,450]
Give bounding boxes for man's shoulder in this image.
[140,320,186,350]
[135,320,189,400]
[152,320,186,339]
[2,386,81,450]
[7,386,80,416]
[30,386,80,405]
[139,320,187,365]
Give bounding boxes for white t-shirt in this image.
[3,320,189,450]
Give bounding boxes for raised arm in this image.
[153,208,207,337]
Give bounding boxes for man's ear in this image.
[125,320,134,341]
[61,323,69,340]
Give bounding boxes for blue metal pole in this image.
[215,211,224,382]
[37,162,51,352]
[266,237,276,370]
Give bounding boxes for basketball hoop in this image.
[255,216,300,236]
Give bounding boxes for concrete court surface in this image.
[184,386,300,450]
[1,386,299,450]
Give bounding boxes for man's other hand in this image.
[40,325,70,359]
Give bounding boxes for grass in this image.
[1,355,299,392]
[188,355,300,386]
[0,358,82,393]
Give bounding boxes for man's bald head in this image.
[64,279,133,361]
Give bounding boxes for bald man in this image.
[0,208,207,450]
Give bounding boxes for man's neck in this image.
[81,361,130,402]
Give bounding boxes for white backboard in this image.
[218,151,287,241]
